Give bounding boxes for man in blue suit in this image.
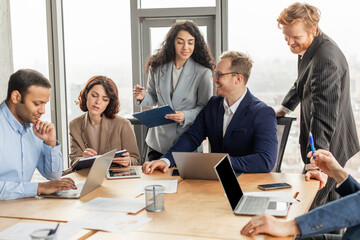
[142,51,278,174]
[241,149,360,240]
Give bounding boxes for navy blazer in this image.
[162,89,278,173]
[296,175,360,239]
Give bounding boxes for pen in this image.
[291,192,300,205]
[48,223,59,236]
[309,132,316,159]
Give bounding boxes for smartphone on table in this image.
[258,182,292,190]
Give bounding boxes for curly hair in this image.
[77,75,119,119]
[145,21,215,74]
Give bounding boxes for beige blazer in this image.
[69,113,140,167]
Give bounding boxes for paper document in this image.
[135,180,178,194]
[64,211,151,234]
[78,197,145,213]
[245,191,297,203]
[0,222,81,240]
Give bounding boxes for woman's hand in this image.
[165,111,185,123]
[133,84,145,101]
[83,148,97,158]
[113,151,131,167]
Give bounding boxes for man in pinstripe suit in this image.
[276,2,359,209]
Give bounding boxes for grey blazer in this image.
[138,58,213,153]
[282,33,360,208]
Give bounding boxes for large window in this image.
[228,0,360,173]
[62,0,133,123]
[139,0,215,9]
[10,0,51,122]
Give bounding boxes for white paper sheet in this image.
[0,222,81,240]
[64,211,151,234]
[134,180,178,194]
[78,197,145,213]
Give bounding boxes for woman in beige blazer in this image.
[69,75,140,167]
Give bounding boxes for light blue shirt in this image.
[0,101,62,200]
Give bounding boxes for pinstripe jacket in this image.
[281,33,359,207]
[282,33,359,167]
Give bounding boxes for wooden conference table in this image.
[0,167,319,240]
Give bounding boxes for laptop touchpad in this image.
[268,201,287,211]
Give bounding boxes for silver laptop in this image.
[214,156,290,217]
[42,149,116,199]
[173,152,228,180]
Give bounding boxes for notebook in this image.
[172,152,228,180]
[214,156,290,216]
[132,105,175,128]
[72,150,127,171]
[41,149,116,199]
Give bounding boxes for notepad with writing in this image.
[132,105,176,128]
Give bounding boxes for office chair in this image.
[272,116,296,172]
[128,117,149,164]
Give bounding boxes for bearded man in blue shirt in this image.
[0,69,76,200]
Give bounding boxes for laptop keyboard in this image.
[238,196,270,215]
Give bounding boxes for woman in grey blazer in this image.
[133,21,214,161]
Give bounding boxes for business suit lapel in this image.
[159,62,173,107]
[80,113,92,149]
[222,90,252,148]
[216,98,225,141]
[297,34,326,97]
[98,116,112,154]
[172,58,195,108]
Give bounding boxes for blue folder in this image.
[132,105,176,128]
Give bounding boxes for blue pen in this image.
[48,223,59,236]
[309,132,316,159]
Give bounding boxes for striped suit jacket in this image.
[281,33,360,208]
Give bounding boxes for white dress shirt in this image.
[222,88,247,136]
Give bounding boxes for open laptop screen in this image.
[215,157,243,211]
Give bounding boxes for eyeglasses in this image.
[213,70,239,80]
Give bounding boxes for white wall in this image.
[0,0,13,101]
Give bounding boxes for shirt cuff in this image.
[43,140,61,151]
[43,140,63,174]
[160,158,171,167]
[336,175,349,188]
[280,105,292,114]
[24,182,39,198]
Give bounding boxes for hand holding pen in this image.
[309,132,316,159]
[83,143,97,158]
[133,84,145,101]
[305,132,319,171]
